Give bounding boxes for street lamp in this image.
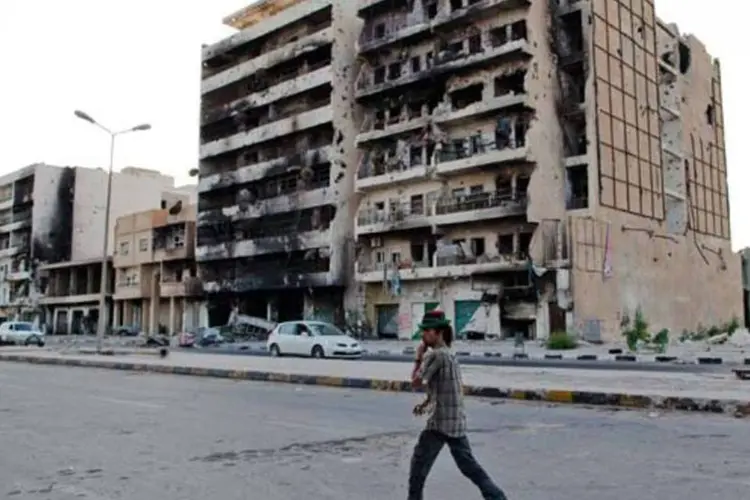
[74,109,151,354]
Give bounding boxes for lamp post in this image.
[74,110,151,353]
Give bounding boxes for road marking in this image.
[89,396,164,409]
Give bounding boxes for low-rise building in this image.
[113,203,202,335]
[38,258,114,335]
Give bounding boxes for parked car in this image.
[0,321,45,346]
[112,325,140,337]
[266,321,362,359]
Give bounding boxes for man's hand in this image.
[412,399,430,416]
[411,373,423,390]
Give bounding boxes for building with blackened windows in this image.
[352,0,740,341]
[197,0,361,325]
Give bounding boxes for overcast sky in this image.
[0,1,745,247]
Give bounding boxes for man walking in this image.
[408,310,508,500]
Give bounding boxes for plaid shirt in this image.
[418,346,467,437]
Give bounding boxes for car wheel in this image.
[311,345,325,359]
[25,335,39,347]
[269,344,282,357]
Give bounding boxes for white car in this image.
[0,321,45,346]
[266,321,362,359]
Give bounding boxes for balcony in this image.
[356,134,530,192]
[356,254,526,283]
[5,269,31,282]
[114,282,149,301]
[356,37,531,99]
[356,190,527,236]
[199,105,333,159]
[357,92,531,145]
[159,277,203,298]
[0,209,32,233]
[196,228,331,261]
[199,187,332,224]
[199,146,331,194]
[202,27,334,95]
[201,257,336,292]
[358,0,530,54]
[202,65,333,126]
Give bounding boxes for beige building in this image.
[38,258,114,335]
[196,0,362,325]
[354,0,740,341]
[113,203,201,335]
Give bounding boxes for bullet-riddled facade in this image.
[353,0,740,341]
[197,0,361,326]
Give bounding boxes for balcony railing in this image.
[435,189,526,216]
[358,189,527,227]
[357,252,525,275]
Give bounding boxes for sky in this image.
[0,1,746,247]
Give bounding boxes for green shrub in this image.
[650,328,669,353]
[622,308,650,352]
[546,331,578,350]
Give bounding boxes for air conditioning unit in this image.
[370,237,383,248]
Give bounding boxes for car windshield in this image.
[308,323,344,336]
[14,323,34,331]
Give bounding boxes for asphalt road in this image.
[179,345,721,373]
[2,364,749,499]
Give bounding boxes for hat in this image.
[418,309,451,330]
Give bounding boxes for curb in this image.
[2,353,749,418]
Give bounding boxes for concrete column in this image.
[113,300,121,327]
[510,174,518,200]
[69,271,77,296]
[148,298,157,335]
[168,297,175,336]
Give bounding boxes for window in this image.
[139,238,149,252]
[388,62,401,80]
[278,323,296,335]
[391,251,402,265]
[375,23,385,39]
[411,56,421,73]
[374,66,386,84]
[471,237,485,257]
[410,194,424,214]
[119,241,130,256]
[375,251,385,263]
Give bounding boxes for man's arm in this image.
[412,350,441,389]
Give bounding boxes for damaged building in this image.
[353,0,741,341]
[197,0,361,325]
[0,162,193,330]
[112,204,202,336]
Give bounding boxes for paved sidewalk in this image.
[2,349,749,417]
[44,334,750,364]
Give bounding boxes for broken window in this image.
[450,83,483,110]
[470,132,484,155]
[494,70,526,96]
[426,1,438,19]
[425,51,434,68]
[562,113,587,156]
[471,237,485,257]
[410,194,424,215]
[469,185,483,194]
[388,62,402,80]
[706,104,715,125]
[516,176,530,198]
[391,251,402,265]
[497,234,513,254]
[387,104,401,124]
[450,0,463,11]
[495,116,513,149]
[374,66,386,84]
[468,33,482,54]
[514,117,529,148]
[678,42,691,74]
[375,23,386,39]
[374,201,385,211]
[410,242,425,263]
[408,101,423,119]
[511,21,528,41]
[410,146,423,166]
[566,165,588,209]
[374,109,386,129]
[411,56,421,73]
[518,232,532,257]
[490,26,508,47]
[495,176,512,194]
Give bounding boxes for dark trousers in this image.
[408,429,508,500]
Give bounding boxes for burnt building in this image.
[353,0,740,341]
[0,163,191,327]
[197,0,361,325]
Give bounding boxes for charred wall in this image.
[31,166,75,264]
